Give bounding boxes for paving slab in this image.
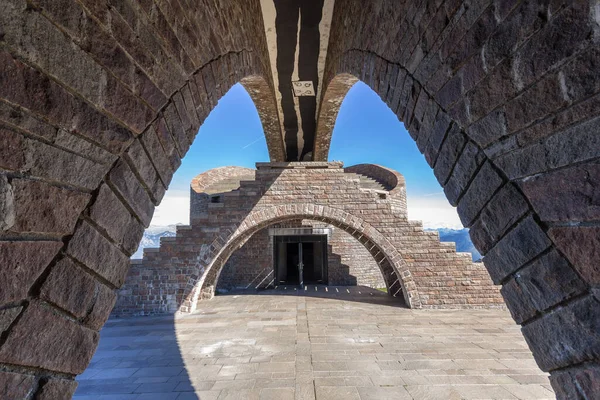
[75,286,553,399]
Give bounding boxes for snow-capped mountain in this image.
[426,228,482,261]
[131,225,179,259]
[133,225,481,262]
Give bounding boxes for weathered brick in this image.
[40,257,97,318]
[141,127,175,188]
[0,241,62,305]
[88,184,145,256]
[66,220,130,287]
[548,226,600,285]
[9,179,90,235]
[562,46,600,103]
[35,378,78,400]
[496,115,600,179]
[457,162,504,227]
[501,250,586,324]
[0,302,99,374]
[436,72,462,108]
[521,294,600,371]
[433,126,467,185]
[0,306,22,335]
[163,102,190,158]
[125,139,166,204]
[0,371,36,399]
[444,142,485,206]
[505,73,567,134]
[423,111,452,165]
[520,161,600,222]
[84,283,117,330]
[467,109,507,148]
[153,116,181,171]
[0,126,109,189]
[515,2,593,88]
[468,183,529,253]
[0,51,133,154]
[108,159,155,227]
[484,1,549,69]
[468,59,516,122]
[483,216,551,284]
[549,364,600,400]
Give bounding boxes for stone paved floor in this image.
[75,286,555,399]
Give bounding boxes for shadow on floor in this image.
[74,285,404,399]
[74,315,198,400]
[217,284,408,308]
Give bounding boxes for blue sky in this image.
[151,82,462,229]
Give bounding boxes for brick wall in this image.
[112,162,503,318]
[215,219,387,291]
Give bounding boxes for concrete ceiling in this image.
[259,0,336,161]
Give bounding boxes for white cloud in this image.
[406,194,464,229]
[149,189,464,230]
[150,190,190,226]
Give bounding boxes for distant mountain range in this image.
[131,225,178,259]
[133,225,481,262]
[427,228,482,261]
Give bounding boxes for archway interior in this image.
[214,218,394,297]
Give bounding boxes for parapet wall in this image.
[113,162,503,317]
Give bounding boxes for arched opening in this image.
[214,218,393,295]
[185,204,419,313]
[198,214,409,303]
[1,1,598,397]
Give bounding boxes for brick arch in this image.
[0,0,284,395]
[183,204,421,313]
[0,0,598,397]
[318,1,600,394]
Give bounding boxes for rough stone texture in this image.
[0,306,22,335]
[66,221,130,287]
[0,241,63,305]
[83,283,117,331]
[483,216,552,284]
[468,184,529,255]
[0,0,598,396]
[113,163,502,317]
[500,250,586,324]
[36,378,78,400]
[550,363,600,400]
[88,184,145,256]
[0,175,15,231]
[0,371,36,399]
[8,178,90,235]
[0,303,99,374]
[521,160,600,222]
[456,162,503,227]
[39,257,97,318]
[548,226,600,286]
[521,294,600,372]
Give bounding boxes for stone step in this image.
[357,175,388,191]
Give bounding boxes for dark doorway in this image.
[274,235,327,285]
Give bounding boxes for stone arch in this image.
[0,1,285,392]
[313,73,358,161]
[315,2,600,393]
[182,204,420,313]
[0,0,598,397]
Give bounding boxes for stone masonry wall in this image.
[214,219,387,291]
[1,0,598,396]
[112,163,503,317]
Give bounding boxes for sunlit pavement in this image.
[75,286,554,399]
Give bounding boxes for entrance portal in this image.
[274,235,328,285]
